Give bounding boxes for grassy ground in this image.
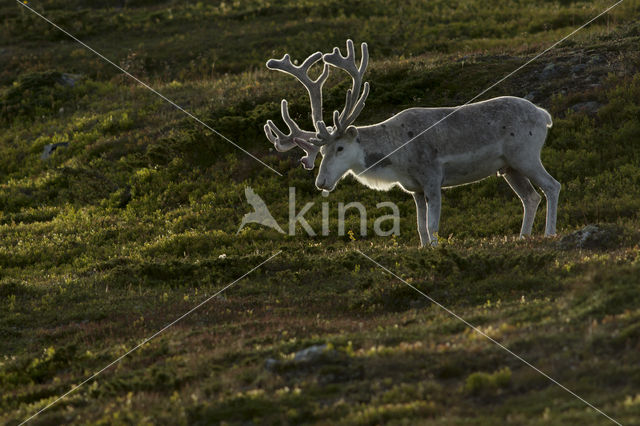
[1,0,640,424]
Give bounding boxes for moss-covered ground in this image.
[1,0,640,424]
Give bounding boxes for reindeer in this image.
[264,40,560,246]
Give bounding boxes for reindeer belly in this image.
[440,146,506,187]
[354,167,421,192]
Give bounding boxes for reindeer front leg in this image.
[424,182,442,246]
[411,192,428,247]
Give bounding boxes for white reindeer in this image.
[264,40,560,246]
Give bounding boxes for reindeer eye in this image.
[337,146,344,152]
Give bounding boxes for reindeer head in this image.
[264,40,370,184]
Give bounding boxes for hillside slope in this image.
[1,0,640,424]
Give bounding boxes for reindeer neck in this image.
[349,125,394,175]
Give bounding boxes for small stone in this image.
[58,73,83,87]
[41,142,69,160]
[540,63,558,79]
[571,63,587,74]
[265,358,278,371]
[588,55,606,65]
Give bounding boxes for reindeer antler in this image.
[265,41,371,167]
[312,40,370,145]
[266,52,329,128]
[264,51,330,168]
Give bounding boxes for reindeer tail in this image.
[539,107,553,128]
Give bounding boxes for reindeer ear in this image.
[345,125,359,140]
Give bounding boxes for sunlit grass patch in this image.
[464,367,512,396]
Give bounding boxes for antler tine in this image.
[265,120,294,152]
[267,52,322,78]
[312,121,333,146]
[338,88,354,124]
[299,52,323,74]
[280,98,302,134]
[264,99,316,152]
[358,41,369,74]
[263,123,277,142]
[265,120,284,140]
[332,110,344,135]
[345,81,370,125]
[293,137,321,170]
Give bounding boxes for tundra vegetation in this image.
[1,0,640,424]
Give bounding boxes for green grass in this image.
[1,0,640,424]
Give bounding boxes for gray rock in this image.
[571,63,587,74]
[560,224,622,249]
[41,142,69,160]
[570,101,601,116]
[58,73,83,87]
[568,55,584,65]
[293,344,329,362]
[265,344,333,371]
[588,55,606,65]
[265,358,278,371]
[540,63,558,79]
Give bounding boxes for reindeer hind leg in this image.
[502,168,541,237]
[511,160,561,236]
